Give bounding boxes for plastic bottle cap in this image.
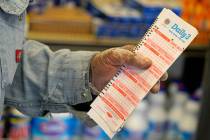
[136,101,149,112]
[149,91,166,105]
[168,83,179,94]
[179,115,197,132]
[174,92,188,105]
[148,107,167,123]
[168,106,183,122]
[185,100,200,114]
[125,114,147,131]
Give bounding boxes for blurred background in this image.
[1,0,210,139]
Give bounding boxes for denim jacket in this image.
[0,0,97,123]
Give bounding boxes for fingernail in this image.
[143,57,152,67]
[161,73,168,81]
[151,82,160,93]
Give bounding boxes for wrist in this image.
[89,53,100,96]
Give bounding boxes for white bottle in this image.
[175,91,188,102]
[168,81,179,96]
[165,92,188,140]
[177,98,200,140]
[136,100,149,117]
[125,112,148,140]
[146,92,167,140]
[148,90,166,106]
[168,81,187,109]
[124,101,149,140]
[194,88,203,100]
[185,98,200,116]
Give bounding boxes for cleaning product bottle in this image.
[146,91,167,140]
[177,97,200,140]
[165,91,188,140]
[124,101,149,140]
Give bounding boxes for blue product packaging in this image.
[145,120,167,140]
[82,126,101,140]
[178,131,194,140]
[124,128,147,140]
[99,129,116,140]
[166,122,180,140]
[86,2,107,18]
[129,25,141,38]
[124,0,142,10]
[31,117,81,140]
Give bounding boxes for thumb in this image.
[101,48,152,69]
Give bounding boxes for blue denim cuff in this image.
[61,51,98,105]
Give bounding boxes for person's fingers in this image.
[100,48,133,66]
[160,72,168,81]
[122,45,152,69]
[121,45,135,51]
[150,81,160,94]
[122,45,168,81]
[101,48,152,69]
[133,55,152,69]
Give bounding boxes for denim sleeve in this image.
[5,40,98,120]
[24,40,97,105]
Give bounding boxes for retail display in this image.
[87,0,143,38]
[27,0,209,47]
[87,0,182,38]
[29,6,92,34]
[0,80,201,140]
[125,0,182,30]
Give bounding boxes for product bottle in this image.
[165,91,188,140]
[82,126,101,140]
[177,98,200,140]
[146,92,167,140]
[124,101,149,140]
[168,80,180,96]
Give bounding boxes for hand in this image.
[90,45,168,94]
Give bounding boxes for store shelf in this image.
[27,31,139,47]
[27,31,209,50]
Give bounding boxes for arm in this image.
[5,40,167,121]
[5,40,98,124]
